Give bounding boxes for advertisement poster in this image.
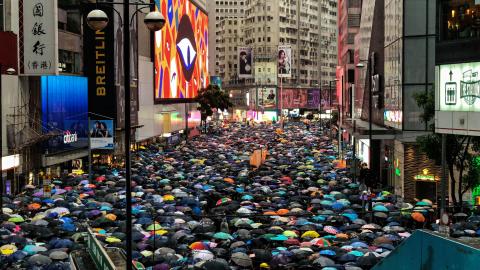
[154,0,209,100]
[280,89,308,109]
[82,3,116,120]
[90,120,114,150]
[307,89,320,109]
[258,87,277,109]
[439,62,480,112]
[278,45,292,78]
[238,47,253,78]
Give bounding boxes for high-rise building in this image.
[208,0,337,88]
[243,0,337,87]
[207,0,245,83]
[337,0,361,105]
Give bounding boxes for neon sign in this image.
[414,169,439,181]
[63,131,78,144]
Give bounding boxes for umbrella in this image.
[193,250,215,261]
[49,251,69,260]
[201,259,230,270]
[189,241,209,250]
[313,256,335,267]
[28,254,53,266]
[311,238,331,247]
[216,198,232,206]
[411,212,425,223]
[301,231,320,238]
[323,226,339,235]
[213,232,233,240]
[146,224,162,231]
[231,252,252,267]
[0,244,17,255]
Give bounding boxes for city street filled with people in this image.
[2,121,477,269]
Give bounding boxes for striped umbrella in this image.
[216,198,232,206]
[310,238,331,247]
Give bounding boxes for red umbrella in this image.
[284,238,300,246]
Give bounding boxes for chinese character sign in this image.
[20,0,58,75]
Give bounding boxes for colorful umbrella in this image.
[216,198,232,206]
[310,238,331,247]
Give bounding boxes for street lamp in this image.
[86,4,165,270]
[0,66,16,214]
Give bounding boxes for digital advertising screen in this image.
[154,0,209,101]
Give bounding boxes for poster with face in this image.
[278,45,292,78]
[258,87,277,109]
[238,47,253,78]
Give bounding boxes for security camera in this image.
[86,9,109,31]
[144,11,166,32]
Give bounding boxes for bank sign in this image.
[439,62,480,112]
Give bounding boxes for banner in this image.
[83,3,116,120]
[238,47,253,78]
[90,120,114,150]
[280,89,308,109]
[19,0,58,75]
[278,45,292,78]
[307,89,320,109]
[258,87,277,109]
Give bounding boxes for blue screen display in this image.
[41,76,88,153]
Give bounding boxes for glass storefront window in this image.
[440,0,480,41]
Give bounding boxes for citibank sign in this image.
[63,131,78,144]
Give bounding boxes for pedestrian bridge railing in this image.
[372,229,480,270]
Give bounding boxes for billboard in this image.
[154,0,209,101]
[41,76,88,154]
[439,62,480,112]
[280,89,308,109]
[238,47,253,78]
[82,3,116,120]
[90,120,114,150]
[258,87,277,109]
[307,89,320,109]
[278,45,292,78]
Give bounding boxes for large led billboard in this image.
[154,0,209,101]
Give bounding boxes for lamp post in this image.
[86,4,165,270]
[0,65,16,214]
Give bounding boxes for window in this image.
[439,0,480,41]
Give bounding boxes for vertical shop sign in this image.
[19,0,58,75]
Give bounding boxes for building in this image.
[435,0,480,203]
[207,0,245,81]
[337,0,361,106]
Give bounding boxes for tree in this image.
[196,85,233,133]
[414,90,480,206]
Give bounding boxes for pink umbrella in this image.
[323,226,339,235]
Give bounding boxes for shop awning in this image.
[42,148,88,167]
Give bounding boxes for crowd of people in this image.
[0,122,479,269]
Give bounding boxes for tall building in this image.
[243,0,337,88]
[337,0,361,105]
[207,0,245,82]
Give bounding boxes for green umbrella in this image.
[146,224,162,231]
[8,216,25,223]
[213,232,233,240]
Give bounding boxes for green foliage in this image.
[413,90,435,129]
[196,85,233,129]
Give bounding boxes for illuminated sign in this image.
[2,154,20,171]
[439,62,480,111]
[414,169,439,181]
[63,131,78,144]
[394,158,401,177]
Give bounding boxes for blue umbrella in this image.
[319,250,336,256]
[373,205,389,212]
[351,241,369,249]
[313,215,327,222]
[320,200,333,206]
[342,213,358,221]
[241,195,253,201]
[331,202,344,211]
[271,235,288,241]
[136,217,153,225]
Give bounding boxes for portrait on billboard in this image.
[258,87,277,109]
[238,47,253,78]
[278,45,292,78]
[154,0,209,101]
[90,120,114,150]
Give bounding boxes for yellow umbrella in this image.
[32,213,46,221]
[105,237,121,243]
[0,244,17,255]
[282,230,298,238]
[163,194,175,201]
[154,229,169,236]
[301,231,320,238]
